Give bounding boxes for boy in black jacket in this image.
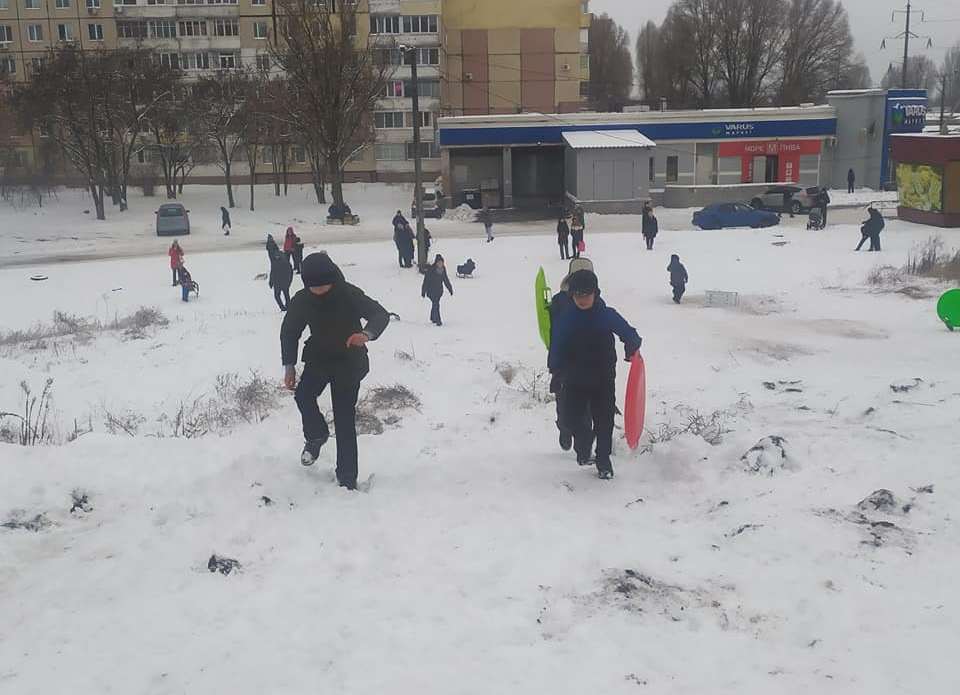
[548,269,641,479]
[667,254,688,303]
[281,253,390,489]
[268,250,294,311]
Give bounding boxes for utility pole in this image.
[400,44,428,272]
[883,3,931,88]
[901,2,912,88]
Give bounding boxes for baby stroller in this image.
[806,209,824,230]
[456,258,476,278]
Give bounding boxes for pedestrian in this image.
[292,234,304,274]
[641,203,658,251]
[557,215,570,260]
[817,187,831,227]
[281,252,391,489]
[392,209,409,233]
[221,206,231,236]
[283,227,296,266]
[549,257,596,456]
[570,215,584,259]
[422,227,432,256]
[421,254,454,326]
[178,265,194,303]
[548,269,641,480]
[392,224,407,268]
[266,233,279,262]
[402,223,416,268]
[168,240,184,286]
[847,168,856,194]
[857,207,885,251]
[268,250,294,311]
[479,206,494,242]
[667,254,688,304]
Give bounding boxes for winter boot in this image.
[576,453,595,466]
[596,458,614,480]
[559,429,573,451]
[300,438,325,466]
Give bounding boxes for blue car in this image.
[692,202,780,230]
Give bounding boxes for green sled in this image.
[937,288,960,331]
[535,267,552,349]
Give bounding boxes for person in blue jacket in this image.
[548,269,641,480]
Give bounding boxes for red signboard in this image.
[718,139,822,157]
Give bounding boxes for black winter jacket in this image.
[642,212,658,237]
[668,258,688,287]
[557,219,570,243]
[280,282,390,376]
[421,266,453,300]
[269,254,293,290]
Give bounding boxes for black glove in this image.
[549,372,564,395]
[624,339,642,362]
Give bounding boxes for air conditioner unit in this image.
[561,63,570,71]
[464,72,473,81]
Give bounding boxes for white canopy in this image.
[562,129,657,150]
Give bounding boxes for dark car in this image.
[155,203,191,236]
[750,185,819,215]
[692,202,780,230]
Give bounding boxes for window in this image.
[114,0,136,5]
[404,79,440,98]
[181,51,209,70]
[384,80,404,97]
[255,53,271,71]
[291,145,306,163]
[579,54,589,71]
[30,56,44,71]
[369,15,400,34]
[39,121,51,137]
[146,0,167,4]
[402,15,437,33]
[148,20,176,38]
[580,28,589,45]
[55,0,70,8]
[27,24,43,41]
[218,52,237,69]
[25,0,40,9]
[253,21,267,39]
[156,52,179,68]
[252,0,265,4]
[136,148,154,164]
[378,48,402,65]
[581,0,589,12]
[117,21,146,38]
[86,0,101,8]
[0,56,14,75]
[666,156,678,184]
[87,23,103,40]
[405,141,439,159]
[0,26,11,43]
[213,19,239,37]
[374,111,404,129]
[579,81,589,98]
[407,111,431,128]
[0,0,7,9]
[178,20,206,36]
[416,47,439,66]
[57,23,74,41]
[374,143,406,161]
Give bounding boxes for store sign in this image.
[717,140,822,157]
[890,103,927,132]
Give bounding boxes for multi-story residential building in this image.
[0,0,590,183]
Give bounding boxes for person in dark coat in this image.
[281,253,390,489]
[641,204,659,250]
[548,269,641,480]
[557,216,570,260]
[421,254,454,326]
[268,250,294,311]
[392,210,408,232]
[292,234,304,274]
[817,188,831,227]
[479,206,494,242]
[857,207,885,251]
[178,265,194,303]
[847,168,856,194]
[667,254,688,303]
[266,234,280,262]
[221,206,231,236]
[401,223,416,267]
[392,225,407,268]
[570,220,584,259]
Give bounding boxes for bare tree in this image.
[938,42,960,112]
[837,53,872,91]
[193,71,250,208]
[588,13,634,111]
[778,0,855,104]
[881,55,938,93]
[672,0,720,107]
[270,0,392,209]
[241,73,274,212]
[146,84,205,200]
[714,0,787,106]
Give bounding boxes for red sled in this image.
[624,354,646,450]
[577,240,586,253]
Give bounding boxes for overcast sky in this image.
[590,0,959,89]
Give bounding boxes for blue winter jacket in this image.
[548,294,641,386]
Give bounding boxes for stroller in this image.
[806,208,824,230]
[456,258,476,278]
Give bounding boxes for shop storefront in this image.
[717,139,823,184]
[891,133,960,228]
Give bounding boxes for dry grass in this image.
[904,236,960,282]
[0,306,169,347]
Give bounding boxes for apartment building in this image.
[0,0,590,182]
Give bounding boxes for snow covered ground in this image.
[2,201,959,694]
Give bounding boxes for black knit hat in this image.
[567,269,598,296]
[301,252,342,288]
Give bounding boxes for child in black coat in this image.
[667,254,688,304]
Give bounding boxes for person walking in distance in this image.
[847,168,856,194]
[641,202,658,251]
[281,253,390,489]
[168,240,184,286]
[292,234,304,274]
[817,187,831,227]
[557,215,571,260]
[479,206,494,242]
[268,250,294,311]
[667,254,688,303]
[856,207,885,251]
[220,206,232,236]
[570,214,585,259]
[548,269,641,480]
[266,234,280,262]
[283,227,297,266]
[421,254,454,326]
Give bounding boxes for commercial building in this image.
[891,133,960,227]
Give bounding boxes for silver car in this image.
[750,185,819,215]
[155,203,191,236]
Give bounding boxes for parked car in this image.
[411,189,444,219]
[155,203,191,236]
[692,202,780,230]
[750,185,819,215]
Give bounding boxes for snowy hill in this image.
[1,217,958,693]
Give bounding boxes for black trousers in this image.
[870,232,881,251]
[559,240,569,259]
[273,286,290,310]
[171,267,179,285]
[848,182,855,194]
[295,366,363,487]
[563,380,616,470]
[292,251,302,273]
[644,234,655,250]
[672,283,686,303]
[556,385,592,440]
[429,297,442,325]
[820,206,828,226]
[855,230,870,251]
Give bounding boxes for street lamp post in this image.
[399,43,428,272]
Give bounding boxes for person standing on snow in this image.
[667,254,688,303]
[281,253,390,489]
[857,207,885,252]
[268,250,294,311]
[817,188,831,227]
[479,206,494,242]
[283,227,297,266]
[641,203,658,251]
[221,206,232,236]
[292,234,305,274]
[392,210,408,233]
[570,214,585,259]
[548,269,641,480]
[847,168,856,194]
[178,265,194,303]
[168,240,184,286]
[557,215,571,260]
[421,254,454,326]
